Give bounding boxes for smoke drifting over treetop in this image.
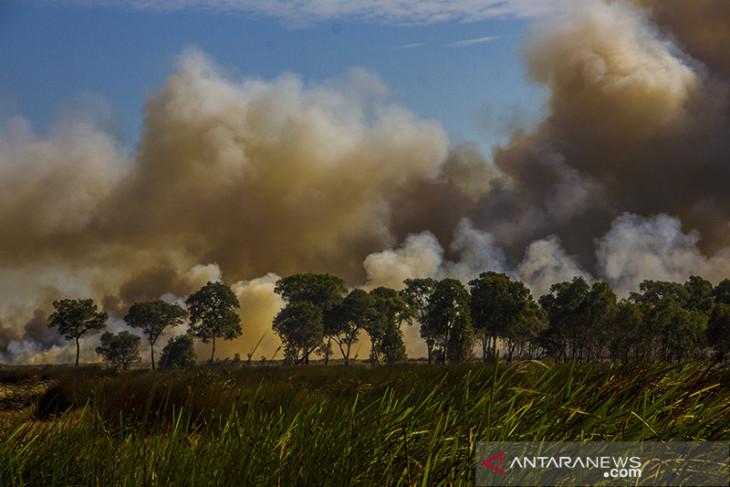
[2,0,730,362]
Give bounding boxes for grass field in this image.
[1,360,729,486]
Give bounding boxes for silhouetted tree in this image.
[425,279,472,363]
[96,331,141,370]
[707,304,730,361]
[274,273,346,364]
[186,281,242,363]
[581,281,618,361]
[124,300,187,370]
[365,287,411,364]
[329,289,372,365]
[539,277,590,362]
[48,298,107,366]
[630,280,692,360]
[273,302,323,364]
[159,335,196,369]
[469,272,541,362]
[712,279,730,307]
[684,275,714,315]
[401,278,437,364]
[608,300,643,362]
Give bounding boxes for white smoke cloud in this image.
[596,213,730,296]
[445,219,506,281]
[516,235,591,296]
[363,232,444,289]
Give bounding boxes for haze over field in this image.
[1,0,729,363]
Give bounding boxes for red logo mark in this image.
[482,451,507,475]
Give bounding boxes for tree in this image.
[124,300,187,370]
[95,331,141,370]
[273,302,324,364]
[328,289,372,365]
[684,275,714,315]
[469,272,540,362]
[663,305,707,363]
[158,335,197,369]
[424,279,473,363]
[539,279,618,362]
[707,304,730,361]
[365,287,411,364]
[48,298,107,366]
[274,274,346,364]
[186,281,242,363]
[401,278,437,364]
[608,300,643,362]
[539,277,590,362]
[630,280,692,360]
[274,273,346,311]
[713,279,730,307]
[580,281,618,361]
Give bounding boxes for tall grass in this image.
[1,361,729,486]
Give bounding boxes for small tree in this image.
[273,302,324,364]
[273,273,346,364]
[707,304,730,361]
[328,289,371,366]
[365,287,411,364]
[158,335,197,369]
[424,279,472,363]
[469,272,538,362]
[48,298,107,366]
[95,331,141,370]
[124,300,187,370]
[186,281,242,363]
[401,278,437,364]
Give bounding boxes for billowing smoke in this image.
[2,0,730,362]
[0,48,450,362]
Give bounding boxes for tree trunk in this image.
[345,341,352,366]
[336,340,349,366]
[75,337,80,367]
[210,337,216,364]
[150,339,156,371]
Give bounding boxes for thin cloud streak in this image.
[393,43,426,51]
[45,0,559,24]
[448,36,500,47]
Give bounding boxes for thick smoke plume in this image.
[2,0,730,362]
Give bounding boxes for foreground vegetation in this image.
[1,361,729,486]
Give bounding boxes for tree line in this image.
[47,272,730,369]
[47,281,241,369]
[271,272,730,365]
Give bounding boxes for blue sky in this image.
[0,0,549,154]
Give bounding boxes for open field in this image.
[1,361,729,486]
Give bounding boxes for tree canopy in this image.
[186,281,242,363]
[273,301,324,364]
[48,298,107,366]
[95,331,141,370]
[424,279,472,363]
[158,334,197,369]
[274,273,346,365]
[124,300,187,370]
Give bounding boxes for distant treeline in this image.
[47,273,730,368]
